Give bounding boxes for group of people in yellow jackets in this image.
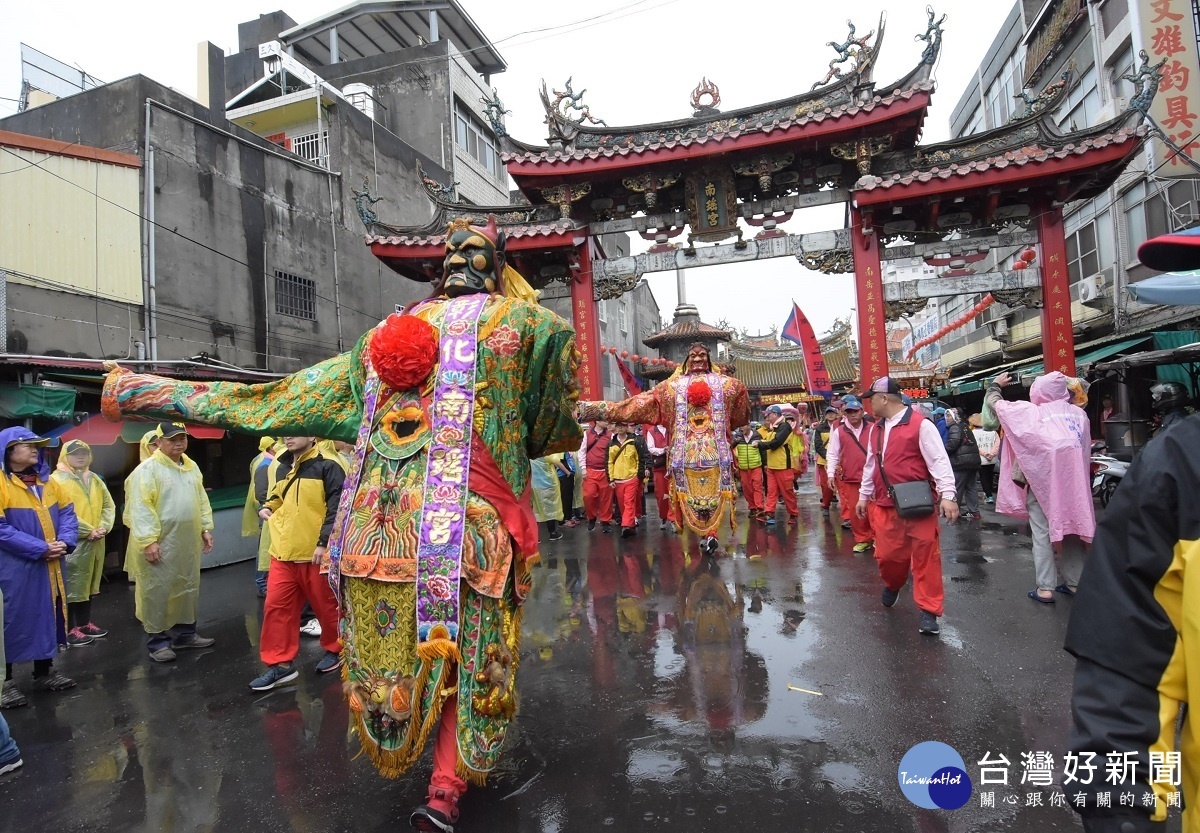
[730,404,809,526]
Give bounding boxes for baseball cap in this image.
[823,405,838,414]
[766,404,783,415]
[861,376,902,398]
[156,421,187,439]
[841,395,863,411]
[932,407,947,417]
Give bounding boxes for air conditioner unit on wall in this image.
[1078,272,1109,306]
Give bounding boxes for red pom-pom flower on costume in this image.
[687,379,711,408]
[369,313,438,391]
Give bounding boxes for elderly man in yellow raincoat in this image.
[51,440,115,646]
[125,422,215,663]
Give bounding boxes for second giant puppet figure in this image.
[102,217,582,832]
[578,343,749,554]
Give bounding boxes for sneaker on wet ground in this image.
[1,680,27,709]
[32,671,76,692]
[852,541,874,554]
[620,526,634,538]
[841,520,853,530]
[315,652,343,674]
[548,532,563,541]
[587,519,596,531]
[918,611,940,635]
[81,622,108,638]
[172,633,215,650]
[249,664,299,691]
[299,619,323,638]
[148,647,177,663]
[66,627,94,647]
[881,586,900,608]
[0,756,23,777]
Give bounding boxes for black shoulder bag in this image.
[875,423,936,519]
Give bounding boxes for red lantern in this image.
[631,354,640,363]
[620,350,629,359]
[1012,260,1028,270]
[1021,247,1038,263]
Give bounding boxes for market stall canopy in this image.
[0,383,75,421]
[1127,271,1200,306]
[45,416,224,446]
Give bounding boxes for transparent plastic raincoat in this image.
[50,440,116,603]
[530,454,564,523]
[122,430,160,576]
[241,437,279,572]
[125,450,213,633]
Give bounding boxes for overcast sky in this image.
[2,0,1013,340]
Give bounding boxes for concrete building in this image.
[936,0,1200,381]
[223,3,511,206]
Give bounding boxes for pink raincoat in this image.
[991,372,1096,543]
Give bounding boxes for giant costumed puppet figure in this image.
[101,216,582,833]
[577,343,750,555]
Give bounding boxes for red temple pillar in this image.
[573,239,603,400]
[1037,204,1077,376]
[850,206,889,394]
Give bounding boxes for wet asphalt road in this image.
[0,479,1163,833]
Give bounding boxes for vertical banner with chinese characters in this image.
[1136,0,1200,175]
[781,301,834,397]
[573,240,602,400]
[850,208,889,400]
[1038,205,1077,376]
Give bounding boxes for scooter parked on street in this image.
[1091,443,1128,507]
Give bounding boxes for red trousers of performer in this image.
[652,468,675,522]
[764,468,798,516]
[613,479,640,529]
[583,469,614,524]
[836,479,873,544]
[428,695,467,817]
[261,558,342,665]
[817,465,834,509]
[868,503,944,616]
[739,467,764,512]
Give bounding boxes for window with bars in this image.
[290,130,329,167]
[1125,181,1200,257]
[275,270,316,320]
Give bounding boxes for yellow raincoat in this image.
[125,449,213,633]
[242,438,280,572]
[51,440,116,603]
[122,430,161,576]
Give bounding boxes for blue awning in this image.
[1128,271,1200,306]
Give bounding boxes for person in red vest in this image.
[855,377,959,636]
[824,395,874,554]
[581,421,614,532]
[607,424,645,538]
[644,424,676,530]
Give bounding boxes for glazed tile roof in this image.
[504,82,933,166]
[367,219,580,249]
[822,345,859,385]
[730,352,808,392]
[642,320,733,347]
[856,126,1142,192]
